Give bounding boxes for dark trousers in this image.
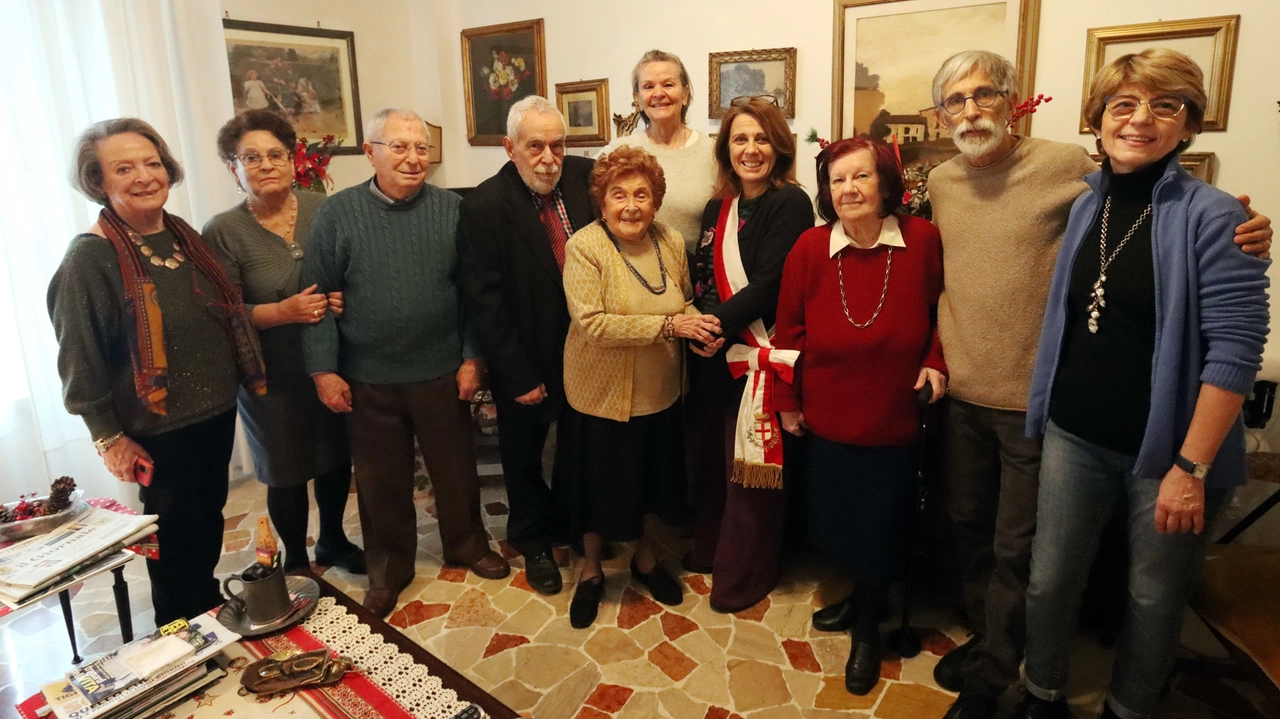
[494,397,563,557]
[347,375,489,592]
[942,398,1043,694]
[136,409,236,625]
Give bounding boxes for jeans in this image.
[1025,421,1226,719]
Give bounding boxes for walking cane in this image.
[886,384,936,658]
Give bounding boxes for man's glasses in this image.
[237,148,291,168]
[1104,95,1187,120]
[370,141,434,156]
[939,87,1007,115]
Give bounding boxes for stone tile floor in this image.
[1,448,1275,719]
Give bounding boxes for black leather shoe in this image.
[812,595,856,632]
[942,691,998,719]
[845,639,881,695]
[1010,694,1070,719]
[680,550,712,575]
[569,575,604,629]
[314,543,367,575]
[934,632,982,692]
[630,557,682,605]
[524,551,563,595]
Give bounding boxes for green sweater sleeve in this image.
[301,202,344,375]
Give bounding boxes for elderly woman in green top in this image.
[204,110,364,574]
[48,118,266,624]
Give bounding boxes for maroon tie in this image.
[537,195,569,271]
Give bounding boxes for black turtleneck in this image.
[1049,154,1170,456]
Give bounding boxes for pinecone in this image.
[44,476,77,515]
[0,505,13,523]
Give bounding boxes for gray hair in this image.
[931,50,1019,108]
[505,95,566,140]
[364,107,429,143]
[630,49,692,126]
[70,118,184,206]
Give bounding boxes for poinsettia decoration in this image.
[482,49,531,101]
[294,135,340,192]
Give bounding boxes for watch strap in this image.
[1174,453,1211,480]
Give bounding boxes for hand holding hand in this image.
[670,314,721,345]
[326,291,345,317]
[515,384,547,405]
[1234,195,1272,259]
[102,436,152,483]
[1154,466,1206,534]
[457,359,483,401]
[314,372,353,412]
[914,367,947,404]
[281,284,329,324]
[780,411,806,436]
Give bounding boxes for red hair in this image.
[815,137,904,223]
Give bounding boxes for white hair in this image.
[505,96,565,141]
[931,51,1019,108]
[365,107,430,143]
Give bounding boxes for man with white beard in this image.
[457,96,595,596]
[923,52,1272,719]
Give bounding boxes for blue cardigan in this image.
[1026,155,1269,487]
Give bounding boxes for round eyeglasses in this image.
[370,141,433,156]
[1104,95,1187,120]
[939,88,1007,115]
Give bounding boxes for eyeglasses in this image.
[370,141,434,156]
[237,148,291,168]
[730,94,779,107]
[1104,95,1187,120]
[939,88,1007,115]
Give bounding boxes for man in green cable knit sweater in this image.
[303,108,509,619]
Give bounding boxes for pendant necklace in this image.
[122,224,185,269]
[247,193,303,260]
[1087,196,1152,334]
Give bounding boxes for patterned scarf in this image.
[98,207,267,415]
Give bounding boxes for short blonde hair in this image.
[630,50,692,126]
[589,145,666,216]
[1084,47,1206,153]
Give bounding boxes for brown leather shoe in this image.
[469,550,511,580]
[362,588,400,619]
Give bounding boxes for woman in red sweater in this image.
[775,137,946,695]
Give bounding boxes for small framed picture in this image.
[425,121,443,165]
[708,47,797,119]
[555,79,611,147]
[461,19,547,146]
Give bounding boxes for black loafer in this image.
[570,575,604,629]
[630,557,682,606]
[1010,695,1070,719]
[942,691,998,719]
[524,551,563,595]
[845,639,881,695]
[934,632,981,692]
[812,595,856,632]
[314,544,367,575]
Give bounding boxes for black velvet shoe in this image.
[630,557,683,606]
[569,575,604,629]
[314,544,367,575]
[845,638,881,695]
[941,691,998,719]
[812,595,856,632]
[934,632,981,692]
[524,551,563,595]
[1010,694,1070,719]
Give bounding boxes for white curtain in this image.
[0,0,240,504]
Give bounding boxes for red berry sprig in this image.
[1008,93,1053,126]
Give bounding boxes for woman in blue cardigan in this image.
[1019,48,1269,719]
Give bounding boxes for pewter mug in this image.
[222,564,291,625]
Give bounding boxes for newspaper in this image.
[0,507,157,590]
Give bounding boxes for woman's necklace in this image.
[247,193,302,260]
[837,246,893,328]
[122,222,185,270]
[603,221,668,295]
[1086,196,1153,334]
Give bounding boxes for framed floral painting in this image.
[460,19,546,146]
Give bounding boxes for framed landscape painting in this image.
[556,79,610,147]
[708,47,798,119]
[461,19,547,146]
[223,20,364,154]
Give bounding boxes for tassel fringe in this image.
[730,459,784,489]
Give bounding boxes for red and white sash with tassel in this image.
[712,196,799,489]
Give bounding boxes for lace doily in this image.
[302,596,486,719]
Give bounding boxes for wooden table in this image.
[296,568,518,719]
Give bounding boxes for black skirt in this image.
[555,402,689,542]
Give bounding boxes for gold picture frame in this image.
[425,121,443,165]
[460,19,547,146]
[1090,151,1217,185]
[556,79,611,147]
[708,47,798,119]
[832,0,1043,142]
[1079,15,1239,133]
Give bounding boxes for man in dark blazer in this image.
[457,96,594,595]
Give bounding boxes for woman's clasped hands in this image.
[672,313,724,357]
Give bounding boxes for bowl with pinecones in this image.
[0,477,88,543]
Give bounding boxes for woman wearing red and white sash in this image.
[685,97,815,613]
[774,137,946,695]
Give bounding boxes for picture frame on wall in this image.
[708,48,798,119]
[425,121,443,165]
[832,0,1042,171]
[555,79,610,147]
[223,20,364,155]
[1091,151,1217,185]
[460,19,547,146]
[1079,15,1239,133]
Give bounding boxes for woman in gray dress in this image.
[205,110,363,573]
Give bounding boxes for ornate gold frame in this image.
[708,47,798,120]
[1090,151,1217,185]
[1079,16,1239,133]
[555,78,611,147]
[460,19,547,146]
[831,0,1042,140]
[424,121,443,165]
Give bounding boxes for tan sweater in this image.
[563,220,697,421]
[929,137,1097,410]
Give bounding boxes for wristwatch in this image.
[1174,453,1211,480]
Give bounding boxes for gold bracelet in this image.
[662,315,677,342]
